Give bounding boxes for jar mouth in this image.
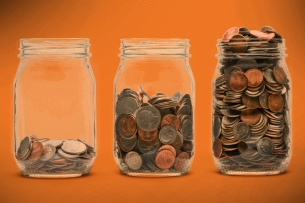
[19,38,91,58]
[120,38,190,58]
[216,38,287,59]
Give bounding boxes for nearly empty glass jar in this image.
[114,38,195,177]
[212,26,291,175]
[14,38,96,178]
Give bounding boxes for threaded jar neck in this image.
[216,38,287,60]
[120,38,190,58]
[19,38,91,58]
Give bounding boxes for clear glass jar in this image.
[212,28,291,175]
[14,38,96,178]
[114,38,195,177]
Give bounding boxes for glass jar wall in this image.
[14,39,96,178]
[114,39,195,177]
[212,27,291,175]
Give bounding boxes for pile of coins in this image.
[212,26,290,170]
[114,87,193,173]
[15,135,95,174]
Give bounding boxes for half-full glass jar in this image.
[212,27,291,175]
[14,38,96,178]
[114,38,195,177]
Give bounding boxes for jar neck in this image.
[120,38,191,59]
[19,38,91,59]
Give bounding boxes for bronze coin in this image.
[119,114,137,138]
[158,144,177,157]
[242,94,260,109]
[213,138,222,158]
[245,69,263,87]
[250,30,275,40]
[273,66,287,85]
[222,27,239,42]
[268,94,284,113]
[155,149,176,169]
[138,127,158,142]
[28,142,44,161]
[161,114,180,131]
[229,35,248,53]
[174,152,189,171]
[241,109,261,125]
[229,71,248,92]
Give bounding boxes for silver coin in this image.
[236,59,258,70]
[233,122,251,141]
[259,91,270,109]
[213,116,222,138]
[124,151,142,170]
[58,149,80,158]
[77,138,94,149]
[181,118,193,141]
[116,97,139,116]
[137,139,161,154]
[61,140,87,155]
[260,26,275,32]
[172,92,182,101]
[263,69,277,84]
[176,105,192,116]
[17,136,31,160]
[43,139,63,148]
[159,126,177,145]
[257,137,274,156]
[135,105,161,131]
[40,144,56,161]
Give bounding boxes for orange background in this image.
[1,1,305,202]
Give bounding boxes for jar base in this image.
[121,171,187,177]
[24,173,83,178]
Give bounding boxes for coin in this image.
[263,69,277,84]
[213,138,222,158]
[257,137,274,155]
[273,66,287,85]
[245,69,263,87]
[229,35,248,53]
[124,151,142,170]
[228,71,248,92]
[155,149,176,169]
[250,30,275,40]
[135,105,161,131]
[58,149,80,158]
[118,114,137,138]
[116,97,139,116]
[159,126,177,145]
[172,92,182,101]
[259,91,270,109]
[138,127,158,142]
[17,136,31,160]
[213,116,222,138]
[233,122,251,141]
[43,139,63,147]
[222,27,239,42]
[77,138,94,149]
[171,131,184,153]
[174,152,189,171]
[161,114,180,131]
[117,133,137,152]
[61,140,87,155]
[241,109,261,125]
[242,94,260,109]
[40,144,56,161]
[180,118,193,141]
[268,94,284,113]
[28,142,44,161]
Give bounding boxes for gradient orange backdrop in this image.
[1,1,305,203]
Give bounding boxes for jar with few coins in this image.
[212,26,291,175]
[14,39,96,178]
[114,38,195,177]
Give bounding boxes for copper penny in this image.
[273,66,287,85]
[119,114,137,138]
[138,127,158,142]
[245,68,263,87]
[241,109,261,125]
[222,27,239,42]
[155,149,176,169]
[229,35,248,53]
[161,114,180,131]
[213,138,222,158]
[268,94,284,113]
[158,144,177,157]
[250,30,275,40]
[28,142,44,161]
[229,71,248,92]
[174,152,189,171]
[242,94,260,109]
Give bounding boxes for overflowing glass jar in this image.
[14,39,96,178]
[212,26,291,175]
[114,39,195,177]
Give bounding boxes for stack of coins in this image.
[115,87,194,173]
[212,26,290,170]
[15,135,96,174]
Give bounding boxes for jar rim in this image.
[121,38,190,46]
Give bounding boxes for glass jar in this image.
[14,38,96,178]
[212,27,291,175]
[114,38,195,177]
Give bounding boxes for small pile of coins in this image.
[114,86,193,173]
[212,26,290,170]
[15,135,95,174]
